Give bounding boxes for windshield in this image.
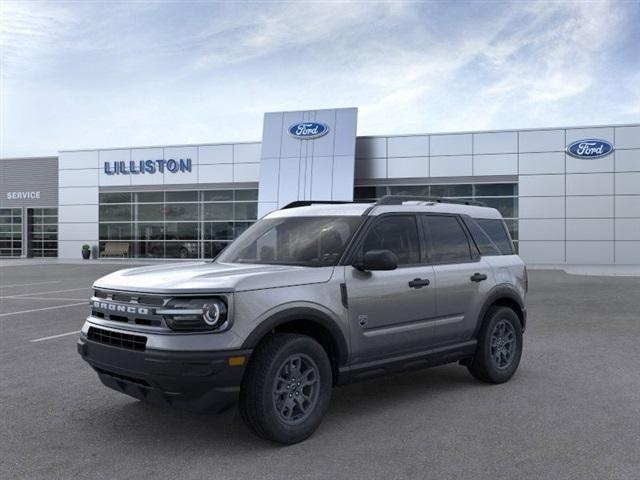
[216,216,363,267]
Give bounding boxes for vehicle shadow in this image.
[91,364,484,450]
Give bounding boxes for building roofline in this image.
[0,156,58,161]
[55,122,640,153]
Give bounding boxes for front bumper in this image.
[77,334,251,412]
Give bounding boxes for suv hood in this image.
[93,262,335,294]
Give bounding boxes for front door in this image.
[346,215,437,363]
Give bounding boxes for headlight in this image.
[157,297,229,331]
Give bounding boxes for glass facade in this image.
[98,189,258,258]
[354,183,519,250]
[28,208,58,257]
[0,208,22,257]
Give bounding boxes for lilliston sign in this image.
[104,158,192,175]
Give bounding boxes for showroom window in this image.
[0,208,22,257]
[354,183,519,251]
[98,189,258,259]
[28,208,58,257]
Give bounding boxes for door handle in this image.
[408,278,430,289]
[470,273,488,282]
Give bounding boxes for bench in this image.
[102,242,130,258]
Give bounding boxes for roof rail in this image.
[281,200,355,210]
[375,195,486,207]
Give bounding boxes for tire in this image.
[467,306,523,384]
[239,333,332,444]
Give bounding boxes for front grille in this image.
[94,367,150,387]
[88,326,147,351]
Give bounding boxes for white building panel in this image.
[615,172,640,195]
[566,153,614,174]
[280,111,306,158]
[59,150,99,170]
[59,222,99,241]
[430,134,472,156]
[355,158,386,179]
[309,109,337,157]
[199,144,233,164]
[518,174,564,197]
[356,137,386,159]
[519,219,565,240]
[198,164,233,184]
[473,131,517,154]
[233,143,261,163]
[163,146,198,185]
[387,157,429,178]
[473,154,517,176]
[59,187,99,206]
[257,156,279,202]
[614,196,640,217]
[59,240,97,260]
[99,149,132,186]
[566,196,614,218]
[519,152,565,175]
[310,156,332,200]
[387,136,429,157]
[615,219,640,240]
[59,204,99,223]
[566,173,613,196]
[518,197,564,218]
[278,156,301,205]
[518,241,565,264]
[59,168,99,187]
[566,219,614,241]
[334,108,358,157]
[615,241,640,264]
[430,155,472,177]
[566,127,614,144]
[331,155,356,201]
[258,201,278,218]
[566,241,614,264]
[260,112,283,159]
[233,163,260,182]
[615,149,640,172]
[518,129,565,153]
[614,125,640,149]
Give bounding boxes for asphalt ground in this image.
[1,262,639,480]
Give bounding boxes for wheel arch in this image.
[241,307,349,384]
[474,285,526,336]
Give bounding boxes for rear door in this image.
[421,214,493,345]
[345,214,437,363]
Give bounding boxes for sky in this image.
[1,0,639,157]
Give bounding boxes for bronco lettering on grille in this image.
[92,301,149,315]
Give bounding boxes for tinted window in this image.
[360,216,420,265]
[423,215,472,263]
[475,219,514,255]
[464,218,502,256]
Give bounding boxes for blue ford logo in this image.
[288,122,329,139]
[566,139,614,159]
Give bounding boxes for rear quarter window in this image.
[474,218,515,255]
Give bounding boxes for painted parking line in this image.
[30,331,80,343]
[0,296,88,301]
[0,302,87,317]
[8,287,90,298]
[0,281,61,288]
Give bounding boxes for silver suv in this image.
[78,196,527,444]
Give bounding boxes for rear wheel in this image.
[239,333,332,444]
[467,306,522,384]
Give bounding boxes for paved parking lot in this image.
[1,261,639,479]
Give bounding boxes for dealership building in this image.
[1,107,639,265]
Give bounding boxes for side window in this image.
[464,218,502,256]
[475,219,514,255]
[422,215,472,264]
[359,215,420,265]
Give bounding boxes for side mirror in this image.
[354,249,398,271]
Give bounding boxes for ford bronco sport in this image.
[78,195,527,444]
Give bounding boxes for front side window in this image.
[422,215,472,264]
[358,215,420,265]
[217,216,363,267]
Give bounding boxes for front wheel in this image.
[239,333,332,444]
[467,306,523,384]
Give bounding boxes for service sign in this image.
[566,139,614,159]
[287,122,330,140]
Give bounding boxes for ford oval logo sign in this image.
[288,122,329,140]
[566,139,614,159]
